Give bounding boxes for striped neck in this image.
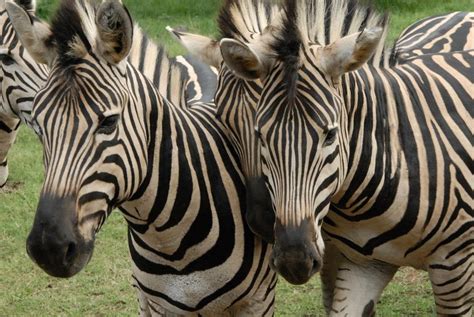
[332,65,403,213]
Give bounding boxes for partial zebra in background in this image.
[6,0,275,315]
[395,11,474,62]
[0,0,216,188]
[173,0,473,315]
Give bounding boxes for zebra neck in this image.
[332,67,404,212]
[122,66,244,235]
[128,25,194,109]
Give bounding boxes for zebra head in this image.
[6,0,141,278]
[232,1,384,284]
[168,0,283,244]
[180,0,385,284]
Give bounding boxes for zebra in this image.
[395,11,474,63]
[0,0,47,187]
[170,0,473,315]
[6,0,275,315]
[0,0,217,188]
[169,1,474,246]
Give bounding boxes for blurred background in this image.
[1,0,472,315]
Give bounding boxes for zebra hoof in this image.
[0,164,8,188]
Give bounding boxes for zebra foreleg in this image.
[0,115,20,187]
[321,242,344,315]
[329,257,398,317]
[428,253,474,317]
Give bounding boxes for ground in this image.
[0,0,471,316]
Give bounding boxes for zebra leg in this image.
[321,242,344,315]
[428,255,474,316]
[329,257,398,317]
[0,114,20,187]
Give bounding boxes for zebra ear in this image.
[5,0,55,65]
[166,27,222,69]
[15,0,36,11]
[220,39,268,81]
[321,27,383,80]
[95,0,133,64]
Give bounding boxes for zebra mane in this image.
[49,0,97,65]
[218,0,281,42]
[273,0,391,66]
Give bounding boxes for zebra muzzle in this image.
[26,195,95,278]
[271,219,321,285]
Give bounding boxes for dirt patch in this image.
[0,181,24,194]
[394,267,429,285]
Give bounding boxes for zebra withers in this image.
[0,0,216,188]
[6,0,275,315]
[173,0,473,315]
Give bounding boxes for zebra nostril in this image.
[311,258,320,275]
[64,242,77,264]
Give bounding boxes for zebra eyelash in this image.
[324,127,338,146]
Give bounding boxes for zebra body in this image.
[174,0,473,315]
[395,11,474,62]
[324,49,473,315]
[0,0,216,187]
[6,0,274,315]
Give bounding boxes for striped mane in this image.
[218,0,281,42]
[273,0,392,67]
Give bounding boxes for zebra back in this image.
[395,11,474,62]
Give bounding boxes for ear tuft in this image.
[16,0,36,12]
[167,26,222,68]
[96,0,133,64]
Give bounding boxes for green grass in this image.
[1,0,471,316]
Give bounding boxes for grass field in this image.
[1,0,472,316]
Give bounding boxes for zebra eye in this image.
[0,53,15,66]
[324,128,338,146]
[97,114,120,135]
